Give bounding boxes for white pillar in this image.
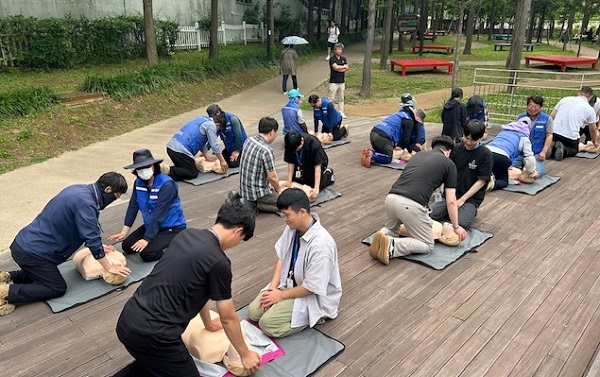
[194,22,201,51]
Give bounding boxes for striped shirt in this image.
[239,134,276,201]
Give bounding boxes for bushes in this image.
[0,15,178,68]
[0,87,58,118]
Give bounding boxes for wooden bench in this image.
[423,32,436,41]
[492,34,512,40]
[412,45,454,55]
[493,43,534,51]
[390,58,454,76]
[525,55,598,72]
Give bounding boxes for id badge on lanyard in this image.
[288,231,300,288]
[295,150,303,179]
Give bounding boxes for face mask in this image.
[136,167,154,181]
[100,192,116,210]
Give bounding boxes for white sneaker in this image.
[325,56,330,60]
[340,112,347,119]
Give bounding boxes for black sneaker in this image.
[545,141,555,160]
[555,141,565,161]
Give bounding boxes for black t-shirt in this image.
[119,228,232,340]
[329,55,347,83]
[389,150,457,207]
[284,133,329,187]
[450,143,493,207]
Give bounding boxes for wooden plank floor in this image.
[1,115,600,377]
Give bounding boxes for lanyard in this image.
[296,150,303,166]
[288,218,315,284]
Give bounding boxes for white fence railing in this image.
[174,21,264,50]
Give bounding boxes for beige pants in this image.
[328,83,345,113]
[383,194,435,257]
[247,289,307,338]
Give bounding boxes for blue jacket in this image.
[218,112,247,152]
[125,173,186,241]
[488,130,522,163]
[518,112,549,155]
[14,184,106,264]
[313,98,342,130]
[410,121,426,146]
[282,100,305,134]
[173,116,211,156]
[375,112,405,144]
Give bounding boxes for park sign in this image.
[398,14,419,33]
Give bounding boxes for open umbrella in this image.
[281,36,309,45]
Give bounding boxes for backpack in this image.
[466,95,485,121]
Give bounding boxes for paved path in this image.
[0,37,598,252]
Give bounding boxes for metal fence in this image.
[174,21,264,50]
[472,68,600,124]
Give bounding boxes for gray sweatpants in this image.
[382,194,434,257]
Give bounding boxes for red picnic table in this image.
[524,55,598,72]
[411,45,454,55]
[390,58,454,76]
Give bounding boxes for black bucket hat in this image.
[123,149,164,170]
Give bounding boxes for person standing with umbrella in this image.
[280,44,298,95]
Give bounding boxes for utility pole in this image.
[266,0,273,61]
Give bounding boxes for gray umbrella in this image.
[281,36,309,45]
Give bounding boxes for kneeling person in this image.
[369,136,467,265]
[248,188,342,338]
[283,131,334,201]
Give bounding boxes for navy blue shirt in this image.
[15,184,106,264]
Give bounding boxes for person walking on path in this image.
[326,20,340,60]
[329,43,348,119]
[441,88,468,143]
[281,45,298,94]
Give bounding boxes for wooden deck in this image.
[2,115,600,376]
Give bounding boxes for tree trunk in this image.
[389,2,397,54]
[143,0,159,64]
[417,0,427,56]
[505,0,532,70]
[379,0,394,70]
[340,0,347,34]
[562,9,575,51]
[266,0,273,60]
[463,0,474,54]
[398,0,406,52]
[487,14,494,40]
[360,0,377,97]
[317,0,323,40]
[331,0,336,23]
[536,8,546,43]
[307,0,314,42]
[451,0,465,88]
[209,0,219,59]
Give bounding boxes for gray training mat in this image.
[234,306,345,377]
[502,174,560,195]
[575,150,600,159]
[46,247,158,313]
[311,188,342,207]
[322,139,351,149]
[183,167,240,185]
[373,160,406,170]
[362,228,493,270]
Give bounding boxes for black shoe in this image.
[555,141,565,161]
[545,141,555,160]
[225,190,241,203]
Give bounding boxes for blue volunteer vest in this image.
[282,100,305,134]
[135,174,186,230]
[517,112,549,155]
[488,130,523,163]
[314,98,342,128]
[375,112,407,144]
[218,112,247,151]
[174,116,210,156]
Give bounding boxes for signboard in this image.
[398,14,419,33]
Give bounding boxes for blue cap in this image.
[288,89,304,98]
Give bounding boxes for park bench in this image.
[390,58,454,76]
[412,45,454,55]
[492,34,512,40]
[493,43,534,51]
[423,32,436,41]
[524,55,598,72]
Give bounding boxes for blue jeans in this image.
[512,155,545,175]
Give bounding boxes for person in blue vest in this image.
[281,89,308,135]
[206,104,248,169]
[307,94,348,141]
[165,113,228,181]
[486,118,538,191]
[360,104,426,168]
[108,149,187,262]
[512,95,554,176]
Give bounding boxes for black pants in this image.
[166,148,198,181]
[551,133,580,158]
[580,126,591,143]
[370,130,394,161]
[114,310,198,377]
[293,167,334,191]
[222,148,242,168]
[491,152,511,190]
[321,120,347,141]
[8,240,67,303]
[282,74,298,93]
[122,226,183,262]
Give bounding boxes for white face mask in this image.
[136,167,154,180]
